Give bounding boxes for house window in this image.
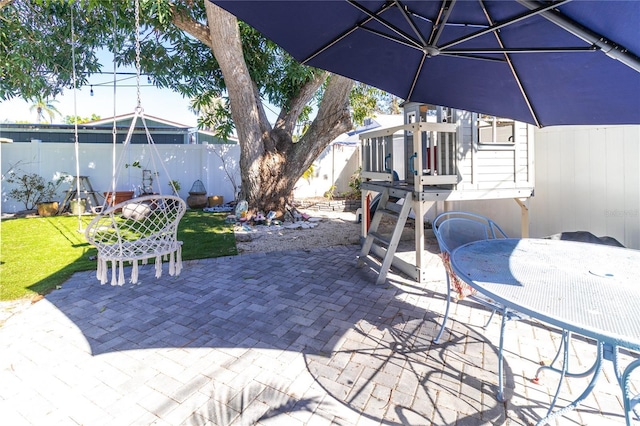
[477,115,515,144]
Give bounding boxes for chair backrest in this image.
[433,211,509,300]
[433,211,508,255]
[86,194,186,259]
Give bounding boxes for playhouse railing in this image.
[360,122,459,191]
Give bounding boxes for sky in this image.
[0,84,198,127]
[0,50,280,127]
[0,46,200,127]
[0,61,198,126]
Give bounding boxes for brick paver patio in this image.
[0,243,635,425]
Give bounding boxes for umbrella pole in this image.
[518,0,640,72]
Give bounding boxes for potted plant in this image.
[168,180,181,196]
[5,171,60,216]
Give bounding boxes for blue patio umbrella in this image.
[209,0,640,127]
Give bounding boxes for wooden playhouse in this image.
[358,102,535,284]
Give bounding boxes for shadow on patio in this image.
[5,245,622,424]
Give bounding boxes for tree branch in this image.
[288,74,353,166]
[170,5,212,49]
[275,71,327,134]
[205,3,271,133]
[0,0,13,10]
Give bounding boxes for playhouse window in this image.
[406,111,416,136]
[477,115,515,144]
[442,106,456,124]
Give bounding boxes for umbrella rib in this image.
[396,1,427,46]
[302,2,407,64]
[346,0,422,48]
[409,11,488,30]
[479,0,541,128]
[448,47,596,54]
[359,27,423,51]
[301,20,371,65]
[439,0,572,51]
[439,53,506,63]
[427,0,457,47]
[407,52,427,101]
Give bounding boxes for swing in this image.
[85,0,186,285]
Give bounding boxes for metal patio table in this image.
[450,238,640,425]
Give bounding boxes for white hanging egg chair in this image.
[86,193,186,285]
[85,1,187,285]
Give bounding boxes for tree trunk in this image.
[205,3,353,216]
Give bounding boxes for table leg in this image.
[617,355,640,426]
[497,310,508,402]
[535,331,600,383]
[433,275,452,344]
[535,341,604,426]
[496,307,524,402]
[545,330,570,416]
[534,330,602,418]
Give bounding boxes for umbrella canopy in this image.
[210,0,640,127]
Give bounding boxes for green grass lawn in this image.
[0,210,237,301]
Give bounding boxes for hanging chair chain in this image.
[134,0,142,111]
[112,7,118,139]
[106,0,179,197]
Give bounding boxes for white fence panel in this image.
[293,143,359,199]
[451,125,640,249]
[1,142,240,213]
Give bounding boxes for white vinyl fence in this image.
[448,125,640,249]
[292,142,360,200]
[1,141,241,213]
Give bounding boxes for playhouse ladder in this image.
[358,189,413,284]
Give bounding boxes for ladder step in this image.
[369,231,391,246]
[384,201,404,214]
[359,190,412,285]
[377,208,400,219]
[359,251,391,285]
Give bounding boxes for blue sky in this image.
[0,46,199,127]
[0,85,199,127]
[0,50,280,127]
[0,66,198,126]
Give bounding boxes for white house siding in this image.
[474,150,519,189]
[1,142,240,213]
[452,125,640,249]
[455,116,533,191]
[516,124,533,183]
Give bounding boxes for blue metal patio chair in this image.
[432,211,531,403]
[620,357,640,425]
[432,211,523,344]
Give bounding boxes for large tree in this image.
[0,0,102,100]
[1,0,374,214]
[202,3,353,213]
